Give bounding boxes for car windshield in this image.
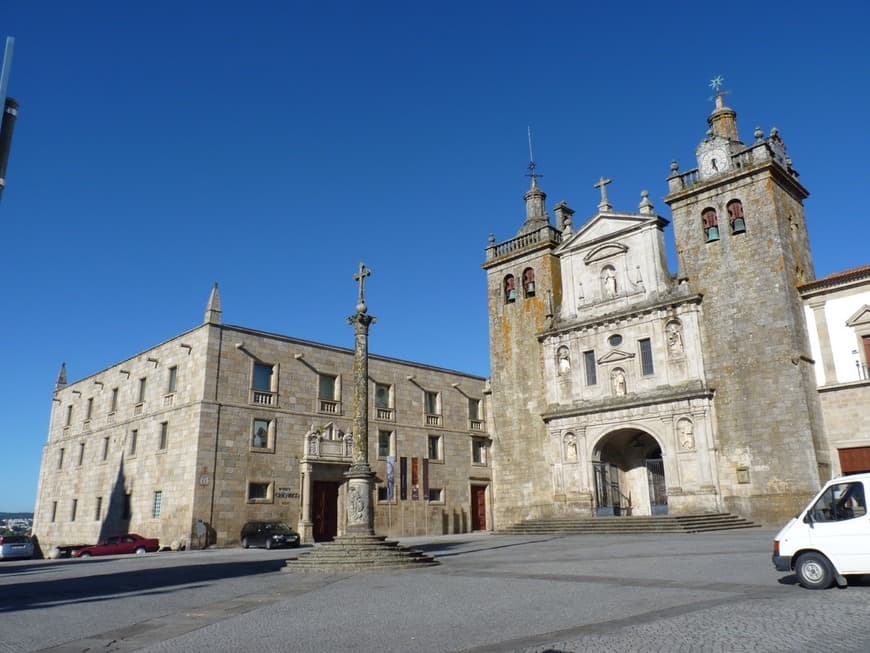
[263,522,293,533]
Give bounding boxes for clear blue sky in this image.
[2,1,867,512]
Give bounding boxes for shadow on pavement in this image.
[0,557,288,614]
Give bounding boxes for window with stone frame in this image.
[374,382,393,420]
[251,418,274,450]
[64,404,73,427]
[50,501,57,522]
[137,377,147,403]
[110,387,119,413]
[247,481,272,503]
[101,436,109,461]
[522,267,536,297]
[77,442,85,466]
[504,274,517,304]
[583,350,597,386]
[70,498,78,522]
[639,338,655,376]
[94,496,103,521]
[85,397,93,422]
[318,373,341,414]
[158,422,168,450]
[427,487,444,503]
[152,490,163,518]
[702,207,720,243]
[468,397,483,430]
[727,199,746,234]
[472,437,488,465]
[377,429,394,459]
[424,390,441,426]
[57,447,65,470]
[251,362,276,405]
[129,429,138,455]
[167,366,178,394]
[428,434,443,462]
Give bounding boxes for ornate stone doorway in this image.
[592,429,666,516]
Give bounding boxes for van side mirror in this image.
[803,512,814,525]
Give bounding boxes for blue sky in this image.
[2,1,867,512]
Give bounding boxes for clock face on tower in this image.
[699,147,729,177]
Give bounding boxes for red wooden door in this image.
[312,481,339,542]
[839,447,870,475]
[471,485,487,531]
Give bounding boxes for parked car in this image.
[240,521,300,549]
[71,533,160,558]
[773,472,870,589]
[0,534,34,560]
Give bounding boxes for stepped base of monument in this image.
[284,535,438,573]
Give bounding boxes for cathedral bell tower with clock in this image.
[664,83,827,524]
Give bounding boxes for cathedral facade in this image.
[484,94,833,526]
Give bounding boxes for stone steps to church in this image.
[284,534,439,572]
[497,513,761,535]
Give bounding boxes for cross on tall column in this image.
[353,262,371,313]
[594,176,613,212]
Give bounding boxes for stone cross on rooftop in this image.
[594,176,613,212]
[353,262,371,314]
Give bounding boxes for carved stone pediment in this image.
[846,305,870,328]
[598,349,635,364]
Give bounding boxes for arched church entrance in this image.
[592,429,667,517]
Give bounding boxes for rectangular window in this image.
[639,338,654,376]
[65,405,73,426]
[167,366,178,394]
[85,397,93,421]
[152,491,162,518]
[57,447,65,470]
[424,391,440,415]
[70,498,78,522]
[94,496,103,520]
[377,485,390,502]
[101,437,109,461]
[428,434,443,462]
[375,383,391,409]
[158,422,168,450]
[377,429,394,458]
[428,488,444,503]
[472,437,488,465]
[252,418,271,449]
[583,350,597,386]
[110,388,119,413]
[247,482,271,502]
[318,374,340,413]
[129,429,138,455]
[77,442,85,466]
[138,377,147,403]
[122,493,132,520]
[469,398,483,430]
[253,363,273,391]
[50,501,58,523]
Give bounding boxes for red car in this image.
[71,534,160,558]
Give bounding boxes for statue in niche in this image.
[666,322,684,355]
[602,267,617,298]
[564,433,578,462]
[678,419,695,450]
[611,368,626,396]
[557,346,571,375]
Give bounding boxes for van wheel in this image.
[795,552,835,589]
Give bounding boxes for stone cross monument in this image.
[345,262,376,536]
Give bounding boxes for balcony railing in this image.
[133,403,144,416]
[426,414,442,427]
[319,399,340,414]
[163,394,175,408]
[251,390,274,406]
[469,419,484,431]
[486,225,562,261]
[376,407,394,421]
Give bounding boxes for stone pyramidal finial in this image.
[204,283,222,324]
[55,362,67,391]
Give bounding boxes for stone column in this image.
[298,462,313,544]
[345,263,376,536]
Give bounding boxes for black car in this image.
[240,521,301,549]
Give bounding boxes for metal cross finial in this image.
[594,176,613,212]
[353,262,371,313]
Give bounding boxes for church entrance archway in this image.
[592,429,666,516]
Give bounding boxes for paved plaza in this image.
[2,528,869,652]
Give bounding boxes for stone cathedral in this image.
[484,92,829,526]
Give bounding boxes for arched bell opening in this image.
[592,428,667,517]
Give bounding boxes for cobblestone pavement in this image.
[1,529,868,652]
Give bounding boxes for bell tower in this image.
[483,163,563,527]
[664,85,827,523]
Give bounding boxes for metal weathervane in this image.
[709,75,725,93]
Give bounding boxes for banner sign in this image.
[386,455,395,501]
[422,458,429,498]
[400,456,407,500]
[411,456,419,501]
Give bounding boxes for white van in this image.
[772,472,870,589]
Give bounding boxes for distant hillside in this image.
[0,512,34,519]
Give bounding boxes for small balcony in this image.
[426,413,442,427]
[319,399,340,415]
[469,419,484,431]
[251,390,275,406]
[376,407,394,421]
